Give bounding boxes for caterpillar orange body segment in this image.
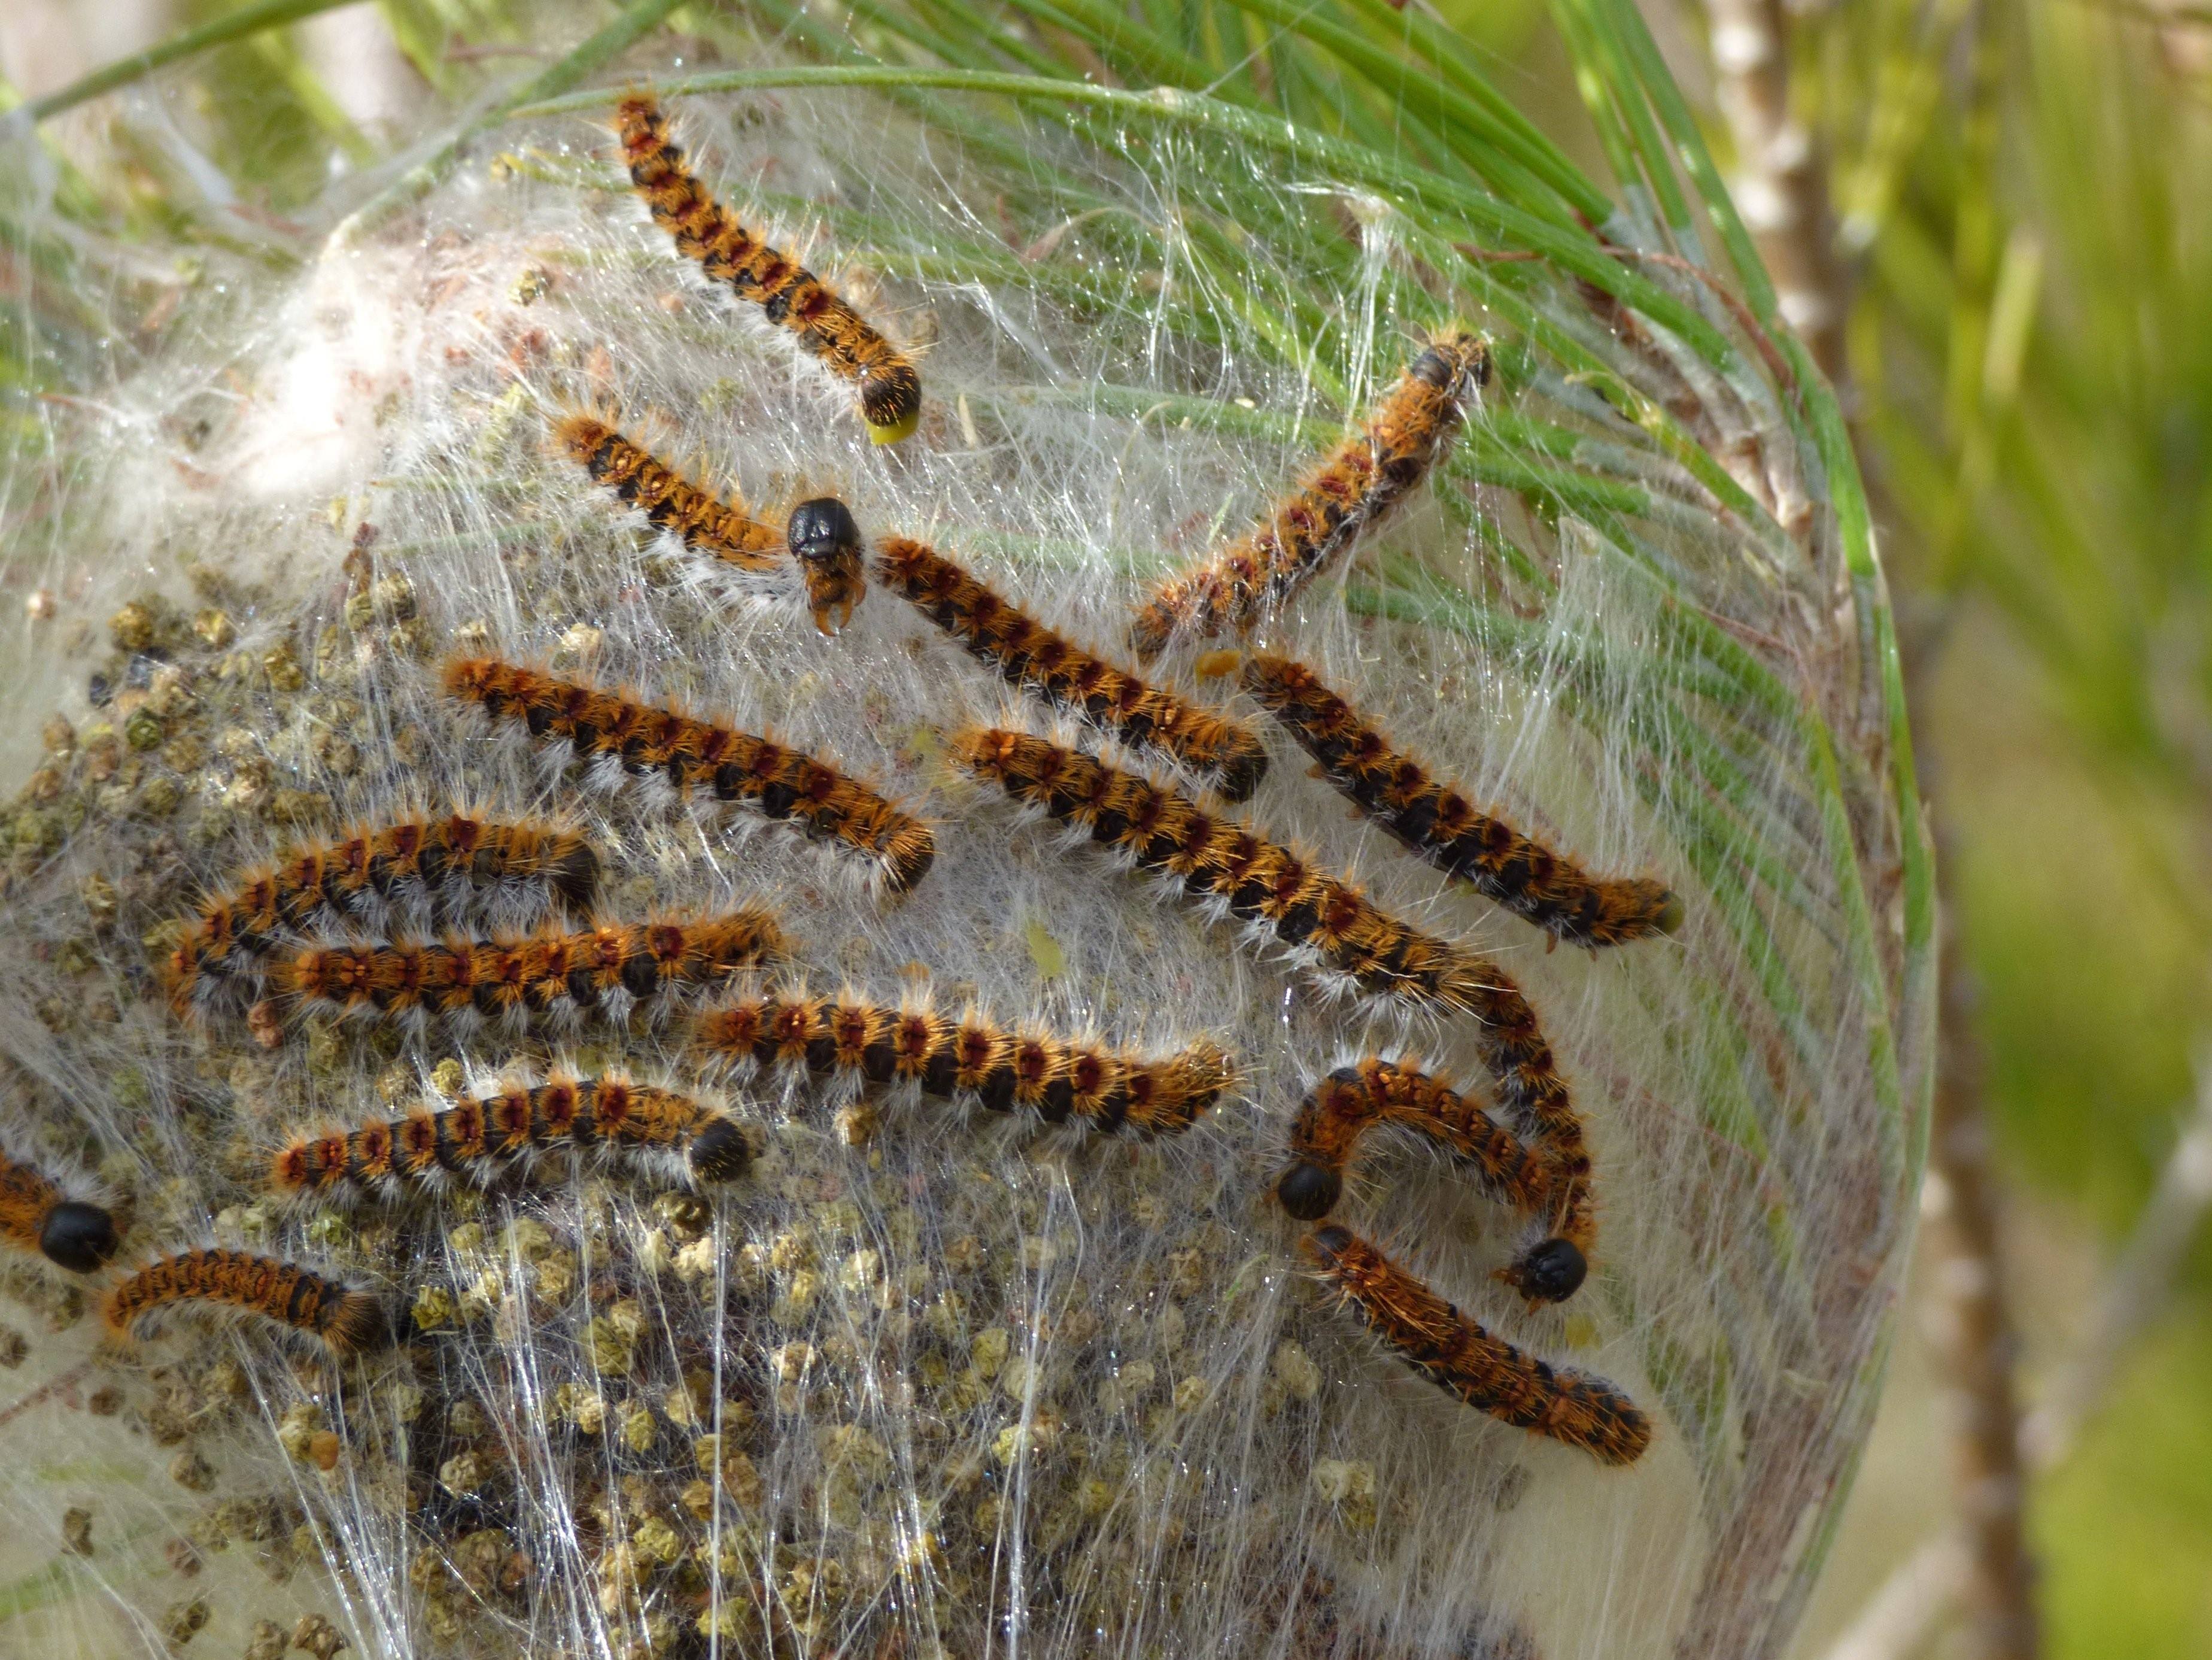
[104,1249,388,1356]
[1130,332,1488,655]
[442,658,932,893]
[951,727,1490,1013]
[616,92,922,444]
[1243,654,1681,947]
[1303,1226,1649,1465]
[875,535,1266,800]
[557,413,784,573]
[162,813,599,1011]
[272,914,787,1033]
[272,1075,756,1197]
[692,988,1232,1138]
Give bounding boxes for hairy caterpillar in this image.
[874,534,1267,801]
[1278,1060,1591,1303]
[1130,333,1490,657]
[952,730,1584,1174]
[161,812,600,1010]
[1302,1225,1649,1465]
[104,1249,389,1357]
[442,658,933,894]
[272,1075,757,1199]
[0,1145,120,1273]
[950,727,1490,1012]
[1242,655,1681,948]
[556,412,784,576]
[615,92,923,445]
[690,987,1234,1137]
[271,914,788,1034]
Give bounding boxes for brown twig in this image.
[1704,0,1849,378]
[1921,908,2040,1660]
[1822,1061,2212,1660]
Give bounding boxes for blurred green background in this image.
[3,0,2207,1654]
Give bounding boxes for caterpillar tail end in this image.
[1652,890,1687,936]
[323,1289,394,1356]
[865,406,922,446]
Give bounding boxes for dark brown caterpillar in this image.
[160,812,599,1012]
[1277,1059,1590,1303]
[616,92,922,445]
[874,534,1266,800]
[272,1075,756,1197]
[1131,332,1489,656]
[0,1145,119,1273]
[1243,654,1681,947]
[104,1249,389,1356]
[443,658,933,894]
[272,914,788,1034]
[1303,1225,1649,1465]
[691,988,1233,1137]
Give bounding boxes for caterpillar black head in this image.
[788,497,862,568]
[38,1201,121,1274]
[787,497,867,635]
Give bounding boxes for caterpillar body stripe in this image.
[557,412,783,575]
[616,92,922,445]
[272,1075,757,1199]
[1302,1225,1649,1465]
[442,658,933,894]
[104,1249,389,1357]
[1130,333,1490,657]
[162,814,600,1010]
[691,990,1233,1138]
[874,535,1266,801]
[1278,1059,1590,1304]
[272,914,788,1034]
[951,728,1491,1012]
[1242,655,1681,948]
[0,1145,120,1273]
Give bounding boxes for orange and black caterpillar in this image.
[953,730,1583,1169]
[272,914,788,1033]
[874,535,1267,801]
[1302,1225,1649,1465]
[273,1075,756,1199]
[161,812,600,1009]
[1130,333,1490,657]
[690,988,1233,1138]
[616,92,922,445]
[104,1249,389,1357]
[443,658,933,894]
[557,417,865,635]
[1277,1060,1590,1303]
[557,412,783,575]
[0,1145,119,1273]
[1243,655,1681,948]
[952,728,1488,1011]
